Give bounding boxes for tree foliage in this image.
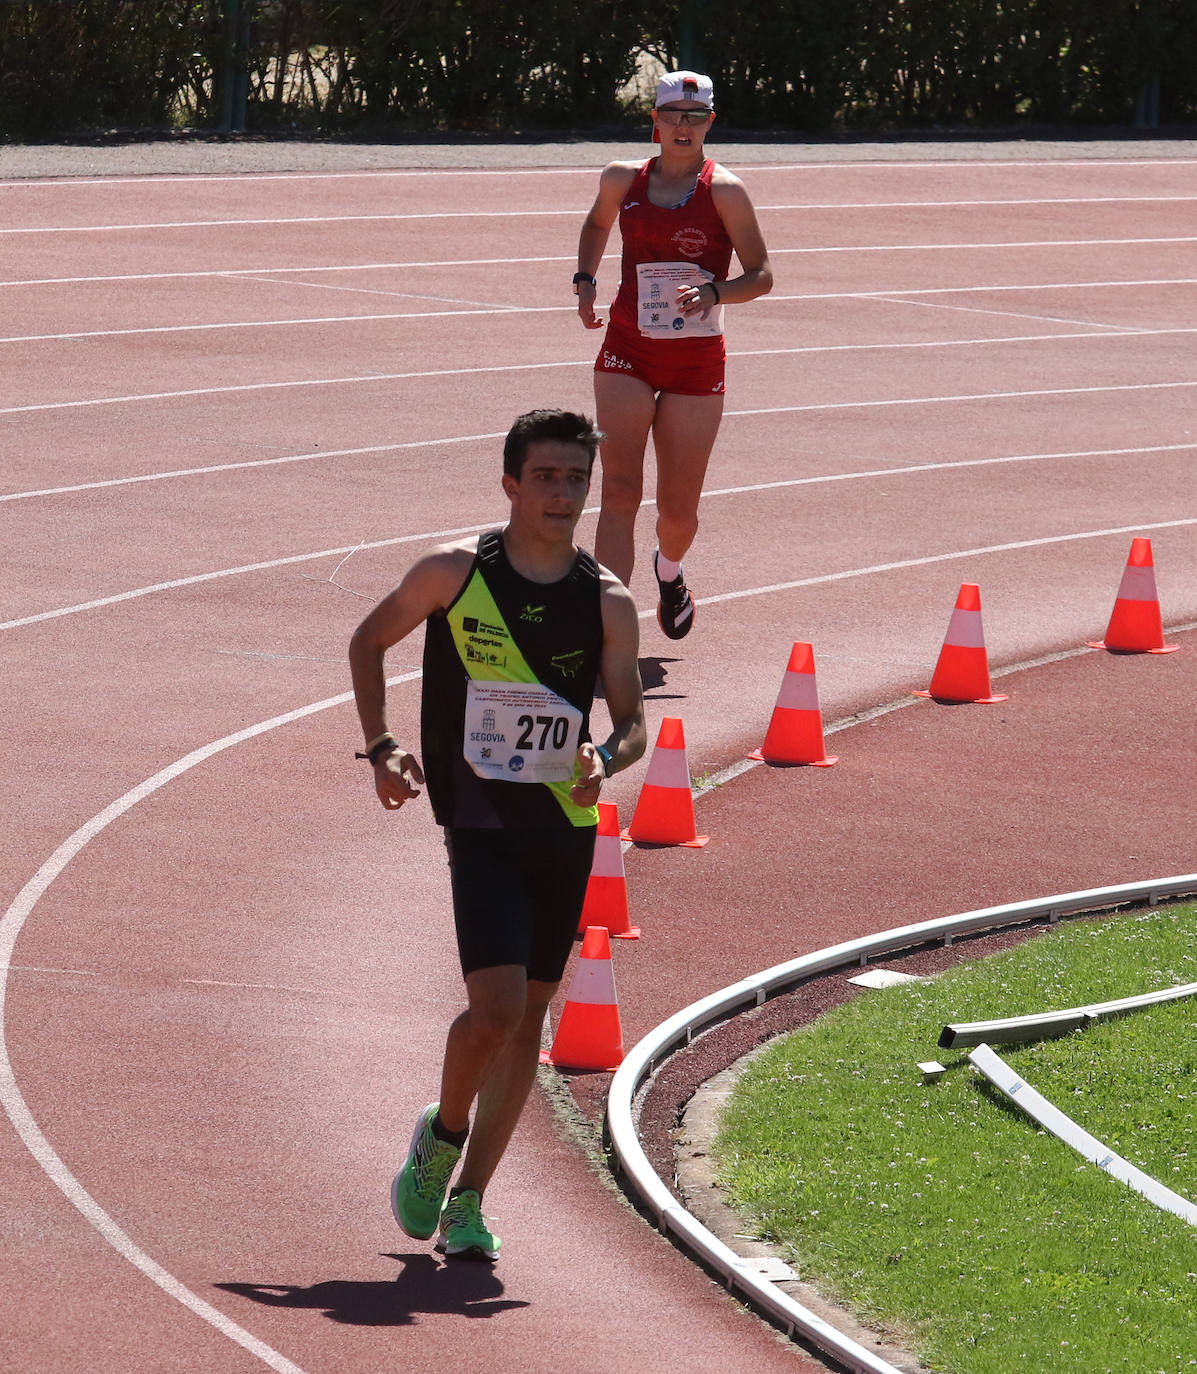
[1,0,1193,138]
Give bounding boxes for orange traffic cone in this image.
[749,642,838,766]
[577,801,639,939]
[540,926,624,1071]
[1087,538,1179,654]
[622,716,709,847]
[914,582,1008,704]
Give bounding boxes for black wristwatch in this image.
[573,271,597,289]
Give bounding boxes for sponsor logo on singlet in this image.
[672,227,708,258]
[520,603,545,623]
[552,649,585,679]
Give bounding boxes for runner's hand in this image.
[576,281,604,330]
[569,743,604,804]
[374,749,425,810]
[678,283,715,319]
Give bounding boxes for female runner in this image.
[574,70,773,639]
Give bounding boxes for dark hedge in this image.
[1,1,1191,138]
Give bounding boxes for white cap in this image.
[655,71,714,109]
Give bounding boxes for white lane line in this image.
[0,356,585,417]
[0,521,497,630]
[4,458,1195,633]
[0,433,502,502]
[862,293,1145,333]
[730,378,1197,420]
[7,305,1194,351]
[4,415,1194,510]
[5,343,1196,420]
[695,516,1197,609]
[4,156,1196,190]
[6,194,1197,236]
[5,239,1196,289]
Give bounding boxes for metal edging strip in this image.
[969,1042,1197,1227]
[606,873,1197,1374]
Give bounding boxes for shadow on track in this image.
[216,1254,530,1326]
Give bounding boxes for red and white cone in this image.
[914,582,1008,704]
[1087,537,1179,654]
[577,801,639,939]
[749,642,838,765]
[623,716,709,847]
[540,926,624,1071]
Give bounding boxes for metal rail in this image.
[606,873,1197,1374]
[969,1043,1197,1227]
[940,978,1197,1048]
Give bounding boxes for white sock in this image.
[654,550,683,582]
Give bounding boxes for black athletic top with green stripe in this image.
[420,530,603,829]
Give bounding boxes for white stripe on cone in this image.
[943,606,986,648]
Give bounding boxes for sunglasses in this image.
[656,107,713,126]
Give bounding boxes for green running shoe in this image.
[436,1188,501,1261]
[391,1103,461,1241]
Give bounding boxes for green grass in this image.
[713,904,1197,1374]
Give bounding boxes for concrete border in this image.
[606,873,1197,1374]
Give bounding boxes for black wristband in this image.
[707,280,721,304]
[573,271,596,287]
[355,737,399,765]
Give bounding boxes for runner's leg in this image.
[651,391,725,565]
[454,977,557,1196]
[593,370,657,584]
[438,964,528,1135]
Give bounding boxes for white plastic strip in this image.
[940,979,1197,1048]
[968,1043,1197,1227]
[606,873,1197,1373]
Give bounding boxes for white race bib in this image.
[635,261,725,339]
[463,680,583,783]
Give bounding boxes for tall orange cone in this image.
[749,642,838,766]
[540,926,624,1071]
[913,582,1008,704]
[622,716,709,847]
[577,801,640,939]
[1087,538,1179,654]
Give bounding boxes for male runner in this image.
[348,409,645,1260]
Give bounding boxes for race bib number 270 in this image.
[463,680,582,783]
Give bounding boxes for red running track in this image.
[2,143,1196,1374]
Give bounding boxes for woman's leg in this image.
[651,391,725,565]
[593,370,657,585]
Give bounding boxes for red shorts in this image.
[594,321,726,397]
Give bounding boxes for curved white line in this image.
[8,310,1196,352]
[4,512,1195,636]
[4,239,1194,288]
[0,671,416,1371]
[5,194,1195,235]
[4,156,1196,193]
[1,432,506,503]
[696,516,1197,608]
[5,364,1195,421]
[7,434,1194,508]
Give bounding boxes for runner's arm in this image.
[680,175,773,318]
[348,546,471,810]
[575,163,636,330]
[570,575,646,803]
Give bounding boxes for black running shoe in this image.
[655,555,695,640]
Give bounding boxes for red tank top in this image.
[611,158,734,334]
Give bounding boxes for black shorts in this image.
[444,826,597,983]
